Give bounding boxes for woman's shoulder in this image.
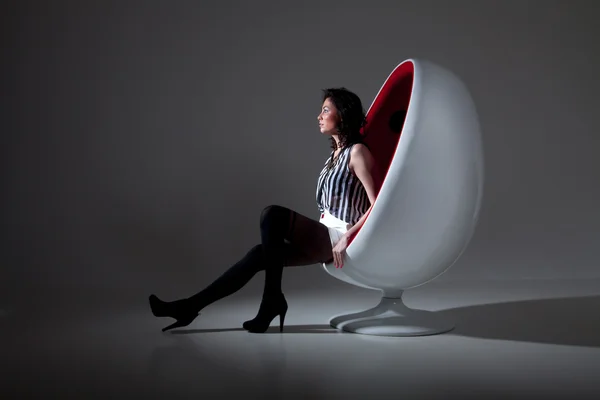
[348,141,375,171]
[349,142,371,156]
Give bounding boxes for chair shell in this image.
[322,59,484,336]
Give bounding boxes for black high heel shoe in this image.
[243,293,288,333]
[149,294,200,332]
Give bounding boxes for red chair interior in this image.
[348,61,414,243]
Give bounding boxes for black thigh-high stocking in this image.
[186,244,264,312]
[260,205,294,297]
[184,205,334,313]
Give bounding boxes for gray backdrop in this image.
[3,0,599,301]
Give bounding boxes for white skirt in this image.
[319,209,351,247]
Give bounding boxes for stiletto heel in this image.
[149,294,200,332]
[161,313,199,332]
[279,309,287,332]
[243,293,288,333]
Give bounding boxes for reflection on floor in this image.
[2,279,600,399]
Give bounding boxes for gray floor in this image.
[2,278,600,399]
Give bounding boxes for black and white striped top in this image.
[316,143,370,225]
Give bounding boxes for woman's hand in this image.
[332,234,350,268]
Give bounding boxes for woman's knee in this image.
[260,205,291,239]
[260,205,288,224]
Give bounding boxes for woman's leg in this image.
[183,205,333,312]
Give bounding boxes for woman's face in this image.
[317,98,340,135]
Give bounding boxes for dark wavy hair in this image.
[321,87,367,154]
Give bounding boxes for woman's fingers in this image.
[333,250,343,268]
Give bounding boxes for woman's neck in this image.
[332,134,342,150]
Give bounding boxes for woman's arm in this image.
[344,143,381,241]
[330,143,381,268]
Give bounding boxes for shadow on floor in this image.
[166,296,600,345]
[172,324,338,335]
[439,295,600,347]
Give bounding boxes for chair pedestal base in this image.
[329,294,454,337]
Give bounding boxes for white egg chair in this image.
[322,58,484,336]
